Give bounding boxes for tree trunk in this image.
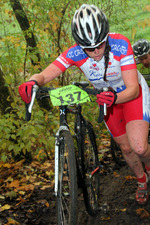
[9,0,41,66]
[0,67,13,114]
[9,0,52,111]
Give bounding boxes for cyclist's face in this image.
[138,53,150,68]
[84,42,106,62]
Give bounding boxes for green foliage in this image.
[0,99,58,162]
[0,0,150,163]
[109,0,150,43]
[1,0,150,83]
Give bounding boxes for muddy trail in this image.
[1,149,150,225]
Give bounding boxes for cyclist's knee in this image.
[133,142,149,158]
[120,144,132,155]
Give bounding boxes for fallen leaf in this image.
[6,191,17,200]
[136,208,150,218]
[113,171,120,177]
[40,184,53,190]
[125,176,136,180]
[7,217,20,225]
[0,195,5,199]
[37,199,50,207]
[101,216,111,221]
[7,180,20,188]
[0,204,11,212]
[120,208,126,212]
[0,163,12,168]
[16,196,26,206]
[18,191,26,195]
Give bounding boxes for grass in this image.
[109,0,150,43]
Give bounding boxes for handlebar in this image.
[72,82,107,123]
[25,82,108,123]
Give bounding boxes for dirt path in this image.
[1,157,150,224]
[79,164,150,225]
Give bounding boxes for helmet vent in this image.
[87,9,91,16]
[97,14,101,25]
[86,23,91,36]
[80,11,83,18]
[91,6,96,12]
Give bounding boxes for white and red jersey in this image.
[53,33,150,132]
[53,33,145,93]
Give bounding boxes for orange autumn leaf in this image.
[7,180,20,188]
[20,184,34,191]
[113,171,120,177]
[136,208,150,218]
[7,217,20,225]
[125,176,136,180]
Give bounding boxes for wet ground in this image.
[1,150,150,225]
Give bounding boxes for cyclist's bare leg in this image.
[115,120,150,204]
[113,120,150,178]
[113,134,144,179]
[126,120,150,168]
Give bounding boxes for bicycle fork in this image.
[54,125,69,196]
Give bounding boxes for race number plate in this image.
[49,85,90,106]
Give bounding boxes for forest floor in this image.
[1,139,150,225]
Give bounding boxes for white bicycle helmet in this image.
[132,39,150,58]
[71,4,109,48]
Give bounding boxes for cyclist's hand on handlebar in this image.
[96,91,117,107]
[18,80,38,104]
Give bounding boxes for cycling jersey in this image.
[52,33,150,137]
[53,33,137,92]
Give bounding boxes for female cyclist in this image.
[19,4,150,205]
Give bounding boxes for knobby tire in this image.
[56,130,77,225]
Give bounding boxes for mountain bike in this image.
[25,81,106,225]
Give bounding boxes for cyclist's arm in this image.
[115,68,139,104]
[29,63,63,86]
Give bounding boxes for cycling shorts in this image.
[104,85,150,137]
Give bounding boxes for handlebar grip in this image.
[98,105,104,123]
[25,84,39,121]
[25,103,31,121]
[98,103,107,123]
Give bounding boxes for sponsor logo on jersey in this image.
[89,63,100,71]
[66,46,86,61]
[110,37,128,56]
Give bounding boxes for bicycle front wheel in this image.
[56,130,77,225]
[80,121,100,216]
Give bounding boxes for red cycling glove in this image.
[96,91,117,107]
[18,80,38,104]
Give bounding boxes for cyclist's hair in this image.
[104,38,111,81]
